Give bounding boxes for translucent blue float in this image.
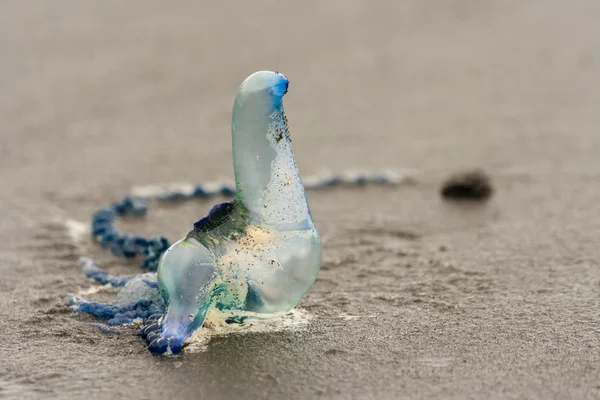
[151,71,322,354]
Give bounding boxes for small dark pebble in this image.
[441,169,493,200]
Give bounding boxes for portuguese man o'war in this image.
[151,71,322,354]
[68,71,413,355]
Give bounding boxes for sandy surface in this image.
[2,1,600,399]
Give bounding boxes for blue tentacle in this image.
[79,257,135,287]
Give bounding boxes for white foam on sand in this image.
[338,313,359,321]
[64,219,88,243]
[186,308,312,352]
[77,284,114,296]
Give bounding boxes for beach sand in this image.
[1,1,600,398]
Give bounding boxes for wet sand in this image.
[2,1,600,398]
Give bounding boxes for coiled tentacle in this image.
[67,297,162,326]
[79,257,136,287]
